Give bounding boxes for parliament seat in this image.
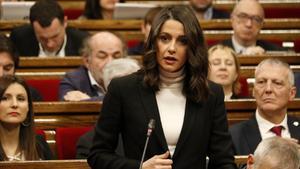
[56,126,93,159]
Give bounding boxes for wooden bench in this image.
[32,100,300,157]
[0,156,248,168]
[1,19,300,31]
[15,53,300,73]
[0,160,90,169]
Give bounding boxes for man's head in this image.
[81,32,126,86]
[231,0,264,47]
[247,137,300,169]
[253,58,296,122]
[189,0,213,12]
[0,34,19,77]
[142,7,162,42]
[30,0,67,54]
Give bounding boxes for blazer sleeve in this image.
[207,84,237,169]
[87,79,139,169]
[76,130,95,159]
[36,134,54,160]
[58,73,78,101]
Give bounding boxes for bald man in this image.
[221,0,285,55]
[59,32,126,101]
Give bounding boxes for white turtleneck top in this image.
[155,67,186,157]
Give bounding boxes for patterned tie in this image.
[270,126,283,137]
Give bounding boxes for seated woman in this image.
[80,0,124,19]
[208,44,242,100]
[0,75,53,161]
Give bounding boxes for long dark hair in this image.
[143,5,209,103]
[82,0,124,19]
[0,75,42,160]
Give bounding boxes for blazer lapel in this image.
[288,116,300,140]
[172,100,197,159]
[138,81,168,152]
[244,117,262,153]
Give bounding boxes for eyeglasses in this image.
[235,13,264,26]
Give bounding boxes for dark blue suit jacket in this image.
[88,72,236,169]
[59,66,104,101]
[229,116,300,155]
[10,24,88,56]
[212,8,230,19]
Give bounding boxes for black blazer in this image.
[212,8,230,19]
[221,39,286,52]
[229,116,300,155]
[10,24,88,56]
[88,72,236,169]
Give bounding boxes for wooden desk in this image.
[1,19,300,31]
[29,100,300,158]
[0,160,90,169]
[0,157,247,168]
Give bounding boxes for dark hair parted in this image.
[0,75,44,160]
[0,34,19,69]
[143,5,209,103]
[82,0,124,19]
[29,0,64,27]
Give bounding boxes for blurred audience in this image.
[0,75,53,161]
[76,58,140,159]
[10,0,88,57]
[0,34,42,101]
[208,44,241,100]
[230,58,299,155]
[59,31,126,101]
[221,0,285,55]
[128,7,162,55]
[189,0,229,20]
[102,58,140,89]
[80,0,124,19]
[246,137,300,169]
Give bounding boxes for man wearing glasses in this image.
[221,0,285,55]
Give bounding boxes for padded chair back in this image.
[26,79,60,101]
[56,126,93,159]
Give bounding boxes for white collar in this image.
[231,36,256,54]
[88,70,105,93]
[38,35,67,57]
[256,109,288,136]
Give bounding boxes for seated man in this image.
[76,58,140,159]
[10,0,88,57]
[189,0,229,20]
[221,0,285,55]
[128,7,162,55]
[59,32,126,101]
[230,58,300,155]
[0,34,42,101]
[246,137,300,169]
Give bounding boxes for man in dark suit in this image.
[189,0,230,20]
[221,0,285,55]
[230,58,300,155]
[10,0,88,57]
[58,31,126,101]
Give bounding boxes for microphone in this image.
[139,119,156,169]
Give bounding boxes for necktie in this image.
[270,126,283,137]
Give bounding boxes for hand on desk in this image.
[63,91,91,101]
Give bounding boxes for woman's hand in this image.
[142,151,173,169]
